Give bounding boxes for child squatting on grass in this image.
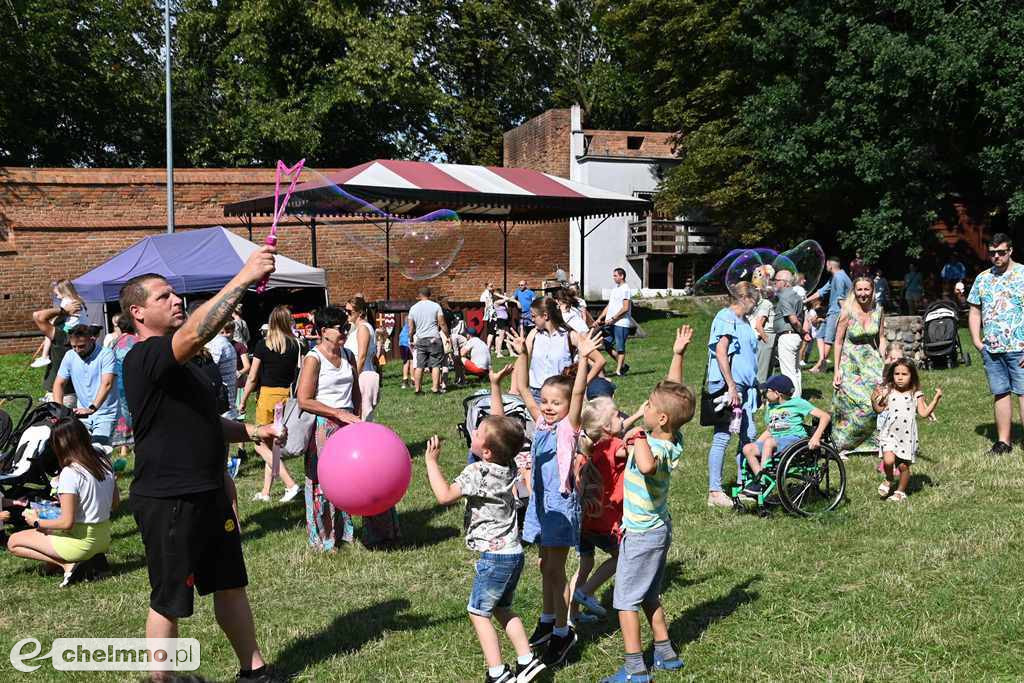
[871,359,942,502]
[741,374,831,497]
[568,394,646,627]
[508,326,603,669]
[600,325,695,683]
[424,364,546,683]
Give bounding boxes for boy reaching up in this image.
[424,364,545,683]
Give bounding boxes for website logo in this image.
[11,638,201,672]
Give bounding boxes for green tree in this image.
[0,0,165,165]
[611,0,1024,258]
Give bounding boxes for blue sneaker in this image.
[573,588,608,617]
[599,666,652,683]
[653,655,685,671]
[227,457,241,479]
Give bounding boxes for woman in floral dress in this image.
[832,276,886,455]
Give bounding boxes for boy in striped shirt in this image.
[600,326,696,683]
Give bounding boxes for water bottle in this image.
[728,407,742,434]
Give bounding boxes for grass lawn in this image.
[1,304,1022,681]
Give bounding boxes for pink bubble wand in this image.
[255,158,306,293]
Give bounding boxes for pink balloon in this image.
[317,422,412,516]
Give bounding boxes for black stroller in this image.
[922,300,971,369]
[0,397,73,525]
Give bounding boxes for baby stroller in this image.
[922,300,970,369]
[458,390,536,453]
[0,397,73,524]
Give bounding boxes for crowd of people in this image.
[6,231,1022,682]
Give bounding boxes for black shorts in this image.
[399,345,412,362]
[495,318,510,331]
[133,488,248,619]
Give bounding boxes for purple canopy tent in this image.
[72,226,326,327]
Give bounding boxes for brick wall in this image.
[503,109,572,178]
[581,129,677,159]
[0,168,568,354]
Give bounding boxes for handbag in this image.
[699,354,731,428]
[280,396,316,456]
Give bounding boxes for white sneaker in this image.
[29,357,51,368]
[280,484,301,502]
[707,491,733,508]
[251,492,271,502]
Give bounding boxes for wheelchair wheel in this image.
[776,443,846,517]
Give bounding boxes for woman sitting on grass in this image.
[7,417,118,587]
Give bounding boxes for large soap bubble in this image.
[302,169,464,281]
[776,240,826,293]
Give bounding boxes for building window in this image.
[626,136,645,150]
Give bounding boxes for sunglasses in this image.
[990,248,1010,257]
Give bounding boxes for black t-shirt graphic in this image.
[124,335,227,497]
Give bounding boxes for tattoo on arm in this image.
[196,285,248,343]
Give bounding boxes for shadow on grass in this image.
[241,501,307,543]
[974,423,1024,443]
[275,598,458,677]
[573,563,716,657]
[907,473,934,494]
[668,575,761,646]
[395,504,460,549]
[803,387,824,400]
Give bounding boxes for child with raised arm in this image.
[507,326,601,668]
[601,326,695,683]
[424,364,546,683]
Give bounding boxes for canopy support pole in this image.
[500,219,512,291]
[310,215,318,267]
[246,214,252,242]
[385,216,392,301]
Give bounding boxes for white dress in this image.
[878,390,922,463]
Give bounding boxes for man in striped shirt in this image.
[600,326,695,683]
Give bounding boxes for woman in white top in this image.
[344,297,380,421]
[9,417,119,587]
[511,296,605,401]
[556,288,589,335]
[297,306,401,550]
[479,282,496,351]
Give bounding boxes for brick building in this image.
[0,168,568,353]
[504,106,714,297]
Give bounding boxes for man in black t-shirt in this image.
[120,246,280,683]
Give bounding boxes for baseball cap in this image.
[759,374,794,395]
[586,377,617,400]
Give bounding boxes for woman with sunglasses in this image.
[296,306,362,551]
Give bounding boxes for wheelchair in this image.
[729,419,847,517]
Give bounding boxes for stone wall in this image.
[883,315,925,364]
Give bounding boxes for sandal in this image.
[878,481,892,498]
[888,490,907,503]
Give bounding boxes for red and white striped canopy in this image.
[225,159,652,222]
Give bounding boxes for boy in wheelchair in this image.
[740,375,831,497]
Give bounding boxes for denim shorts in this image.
[578,531,619,557]
[981,349,1024,396]
[612,523,671,611]
[603,325,630,354]
[824,312,840,344]
[754,434,802,459]
[467,552,525,617]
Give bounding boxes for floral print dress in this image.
[832,308,883,452]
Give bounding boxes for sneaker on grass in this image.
[484,666,514,683]
[541,627,577,667]
[573,588,607,617]
[527,621,553,648]
[515,655,546,683]
[599,665,652,682]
